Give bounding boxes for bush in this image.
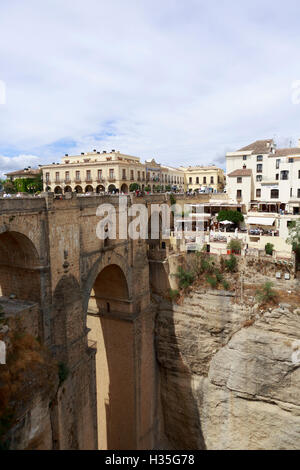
[255,281,278,305]
[216,271,223,282]
[206,276,218,289]
[175,266,195,289]
[265,243,274,256]
[227,239,242,254]
[170,194,176,206]
[225,254,238,272]
[222,280,230,290]
[169,289,179,301]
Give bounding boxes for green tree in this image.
[129,183,140,192]
[265,243,274,256]
[217,210,244,225]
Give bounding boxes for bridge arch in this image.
[84,253,137,450]
[0,230,41,303]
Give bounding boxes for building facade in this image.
[180,166,225,193]
[226,139,300,215]
[42,151,185,194]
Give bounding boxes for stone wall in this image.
[156,286,300,449]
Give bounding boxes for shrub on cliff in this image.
[225,254,238,272]
[175,266,195,289]
[255,281,278,305]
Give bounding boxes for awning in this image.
[247,217,275,226]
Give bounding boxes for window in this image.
[65,171,70,181]
[46,172,50,182]
[280,170,289,180]
[75,171,80,181]
[276,159,280,169]
[257,164,263,173]
[131,170,134,180]
[122,169,126,179]
[243,155,247,161]
[203,177,206,184]
[243,164,247,169]
[55,171,60,182]
[256,189,261,198]
[189,177,192,184]
[298,189,300,198]
[237,177,242,183]
[196,177,199,184]
[288,158,294,163]
[271,189,279,199]
[98,169,102,180]
[237,189,242,199]
[137,171,140,180]
[276,173,279,181]
[109,169,114,179]
[210,176,214,184]
[256,175,262,182]
[290,188,293,198]
[142,171,145,180]
[257,155,263,161]
[86,170,91,181]
[298,170,300,179]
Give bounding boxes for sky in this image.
[1,0,300,177]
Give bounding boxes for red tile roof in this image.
[228,169,252,177]
[238,139,273,154]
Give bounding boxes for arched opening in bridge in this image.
[86,264,136,450]
[0,231,41,303]
[75,185,83,193]
[96,185,105,193]
[54,186,62,194]
[85,185,94,193]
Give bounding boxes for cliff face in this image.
[156,290,300,450]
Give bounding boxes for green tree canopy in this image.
[129,183,140,192]
[217,209,244,225]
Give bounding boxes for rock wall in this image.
[155,289,300,450]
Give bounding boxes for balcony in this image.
[97,178,105,183]
[64,179,71,184]
[75,178,81,184]
[85,178,93,183]
[122,176,127,180]
[55,180,61,185]
[108,177,116,182]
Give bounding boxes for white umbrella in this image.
[220,220,234,225]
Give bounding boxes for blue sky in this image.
[1,0,300,176]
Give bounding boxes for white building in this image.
[226,139,300,215]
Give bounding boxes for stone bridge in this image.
[0,193,173,449]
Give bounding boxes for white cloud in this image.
[0,0,300,169]
[0,155,40,178]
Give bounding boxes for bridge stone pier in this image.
[0,193,169,449]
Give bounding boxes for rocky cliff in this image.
[155,288,300,450]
